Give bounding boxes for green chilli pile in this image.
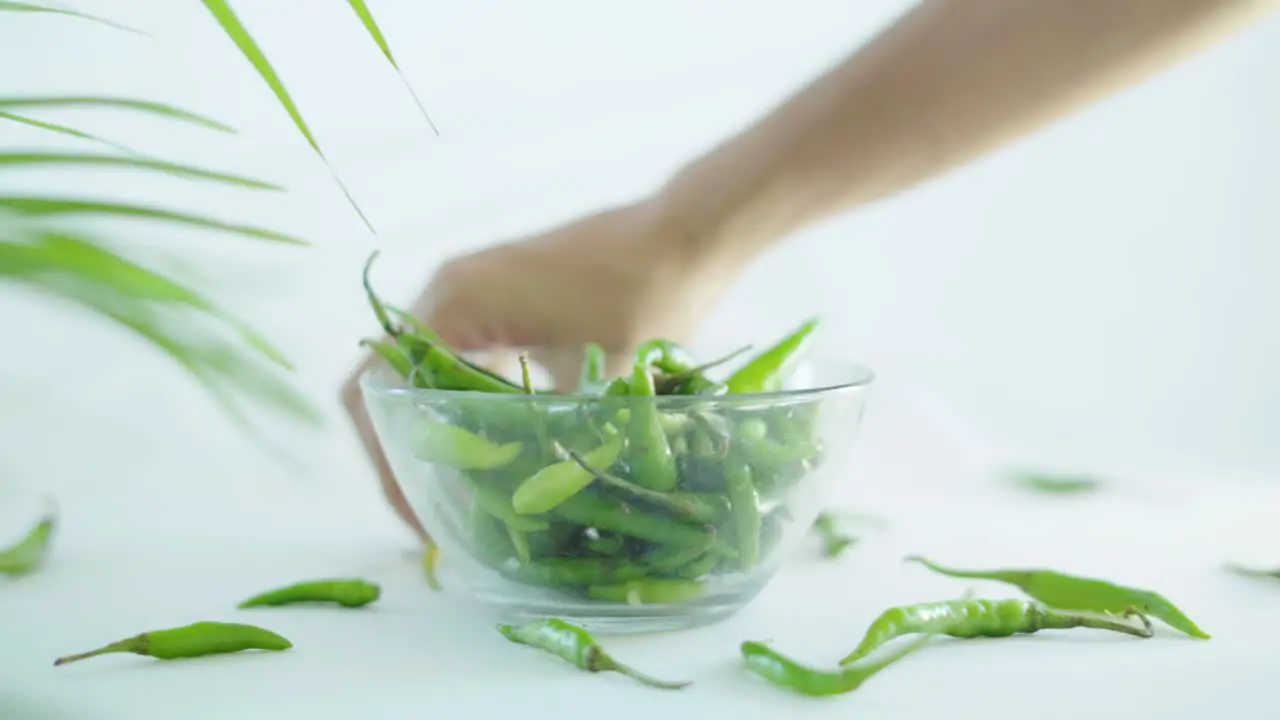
[360,253,827,604]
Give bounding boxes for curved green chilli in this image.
[422,540,442,591]
[741,632,933,697]
[811,510,858,559]
[642,531,724,570]
[54,622,291,666]
[724,454,761,570]
[0,509,55,576]
[238,579,381,608]
[736,417,820,468]
[904,555,1210,639]
[634,339,697,375]
[563,447,728,523]
[498,557,651,587]
[464,477,550,533]
[652,345,751,395]
[578,342,608,393]
[838,598,1154,665]
[724,317,820,394]
[588,578,706,605]
[498,618,690,690]
[626,364,679,491]
[511,430,624,514]
[1224,563,1280,581]
[1007,471,1104,495]
[553,490,728,552]
[411,418,524,470]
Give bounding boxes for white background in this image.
[1,1,1279,718]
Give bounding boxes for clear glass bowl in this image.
[360,347,873,634]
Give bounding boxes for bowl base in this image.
[478,592,748,636]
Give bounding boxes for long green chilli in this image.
[905,555,1210,639]
[237,579,381,608]
[0,507,56,576]
[741,633,933,697]
[54,622,292,666]
[724,317,819,394]
[626,363,679,492]
[839,598,1154,665]
[498,618,690,690]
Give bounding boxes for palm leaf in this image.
[0,196,307,245]
[344,0,439,134]
[0,1,147,35]
[0,236,320,425]
[0,231,293,369]
[0,152,282,190]
[13,272,319,428]
[199,0,374,232]
[0,111,135,154]
[0,96,234,133]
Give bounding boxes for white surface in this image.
[3,0,1280,717]
[3,390,1280,719]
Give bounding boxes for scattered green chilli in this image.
[838,598,1153,665]
[810,510,859,559]
[1223,563,1280,582]
[741,633,933,697]
[0,505,56,577]
[423,541,443,591]
[360,253,827,604]
[1005,470,1104,495]
[53,621,292,666]
[237,579,381,609]
[497,618,690,690]
[905,555,1210,639]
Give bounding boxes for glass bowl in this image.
[359,347,873,634]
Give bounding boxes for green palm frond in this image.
[0,152,282,190]
[2,0,447,446]
[0,1,147,35]
[0,111,135,154]
[345,0,439,134]
[0,230,319,424]
[0,96,235,133]
[0,197,307,245]
[199,0,375,232]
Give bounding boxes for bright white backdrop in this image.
[2,2,1280,718]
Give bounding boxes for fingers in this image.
[528,346,587,393]
[339,356,432,544]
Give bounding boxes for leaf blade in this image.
[0,152,282,191]
[344,0,439,134]
[0,1,147,35]
[0,110,135,154]
[0,237,319,426]
[0,96,234,133]
[1,231,294,370]
[199,0,374,231]
[0,196,308,245]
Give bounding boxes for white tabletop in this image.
[4,387,1280,720]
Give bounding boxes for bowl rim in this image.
[358,355,875,406]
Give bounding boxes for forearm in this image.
[658,0,1276,269]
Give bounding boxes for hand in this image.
[339,197,735,540]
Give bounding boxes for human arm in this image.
[341,0,1276,539]
[656,0,1278,274]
